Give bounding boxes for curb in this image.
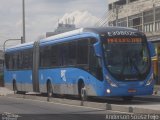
[134,95,160,102]
[6,94,160,114]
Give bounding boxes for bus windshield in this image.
[103,37,151,81]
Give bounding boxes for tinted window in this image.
[40,46,52,68]
[40,38,96,69]
[68,41,77,65]
[77,39,88,64]
[21,50,33,69]
[40,45,61,68]
[5,49,33,70]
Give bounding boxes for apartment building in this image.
[108,0,160,84]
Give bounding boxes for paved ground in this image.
[1,87,160,119]
[0,96,125,120]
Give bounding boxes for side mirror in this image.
[93,42,102,58]
[148,41,156,57]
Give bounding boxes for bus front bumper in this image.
[104,86,154,97]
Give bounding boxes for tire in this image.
[79,82,87,101]
[13,81,17,94]
[122,96,133,102]
[47,81,53,97]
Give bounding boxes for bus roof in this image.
[41,27,139,43]
[41,28,84,43]
[5,27,140,52]
[5,41,34,52]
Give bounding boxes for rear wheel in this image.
[47,81,53,97]
[78,82,87,101]
[13,80,17,94]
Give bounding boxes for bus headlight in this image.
[146,73,154,86]
[106,75,118,87]
[106,89,111,94]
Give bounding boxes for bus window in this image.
[12,53,18,70]
[50,45,59,67]
[77,39,88,65]
[40,46,52,68]
[5,54,9,70]
[5,49,33,70]
[21,50,33,69]
[61,43,69,66]
[68,41,77,65]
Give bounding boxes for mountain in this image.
[59,10,99,28]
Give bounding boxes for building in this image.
[46,23,77,37]
[108,0,160,84]
[108,0,160,39]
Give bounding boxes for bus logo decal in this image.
[61,70,66,82]
[13,74,16,80]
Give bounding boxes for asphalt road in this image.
[0,96,125,120]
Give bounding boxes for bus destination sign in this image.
[108,38,142,43]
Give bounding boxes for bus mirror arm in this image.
[93,43,102,58]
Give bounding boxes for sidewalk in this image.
[0,87,14,96]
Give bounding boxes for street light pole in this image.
[3,39,22,52]
[22,0,25,43]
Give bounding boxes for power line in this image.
[95,9,109,27]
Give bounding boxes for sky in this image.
[0,0,107,49]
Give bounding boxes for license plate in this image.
[128,89,136,93]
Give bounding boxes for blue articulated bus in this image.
[4,27,155,100]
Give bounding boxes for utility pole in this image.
[22,0,25,43]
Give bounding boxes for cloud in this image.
[59,10,99,28]
[0,0,107,49]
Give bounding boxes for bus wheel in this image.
[13,80,17,94]
[122,96,133,102]
[79,82,87,101]
[47,81,53,97]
